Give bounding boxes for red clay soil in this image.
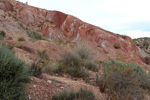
[27,74,107,100]
[4,40,67,62]
[27,76,60,100]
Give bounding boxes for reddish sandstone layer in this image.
[0,0,147,66]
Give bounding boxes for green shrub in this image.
[73,42,95,60]
[52,88,97,100]
[30,59,43,77]
[27,28,45,41]
[61,51,81,67]
[4,43,14,50]
[0,31,6,40]
[121,35,127,39]
[144,57,150,65]
[0,31,6,37]
[96,61,145,100]
[18,21,45,41]
[30,49,49,77]
[73,42,98,71]
[82,59,98,72]
[139,74,150,90]
[0,43,30,100]
[61,42,98,71]
[67,67,89,78]
[45,60,89,78]
[18,36,26,41]
[37,49,49,60]
[59,42,97,78]
[124,62,150,91]
[18,21,24,28]
[45,61,64,74]
[114,43,120,49]
[7,36,13,40]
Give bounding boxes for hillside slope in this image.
[133,37,150,64]
[0,0,150,100]
[0,0,146,66]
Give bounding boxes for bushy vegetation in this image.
[30,59,43,77]
[0,31,6,37]
[30,49,49,77]
[66,66,90,78]
[26,28,45,41]
[45,61,64,74]
[114,43,120,49]
[72,42,98,71]
[143,41,149,49]
[121,35,127,39]
[61,50,81,68]
[0,43,31,100]
[5,43,14,50]
[18,21,45,41]
[46,42,98,79]
[82,59,98,72]
[52,88,97,100]
[61,42,98,71]
[45,60,90,78]
[133,37,150,49]
[7,36,13,40]
[18,36,26,41]
[0,31,6,40]
[96,60,150,100]
[144,57,150,65]
[37,49,49,60]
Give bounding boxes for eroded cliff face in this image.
[0,0,147,66]
[0,0,14,11]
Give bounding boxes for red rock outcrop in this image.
[0,0,14,11]
[0,0,147,67]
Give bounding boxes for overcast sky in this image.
[17,0,150,39]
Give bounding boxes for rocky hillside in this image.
[133,38,150,55]
[133,37,150,64]
[0,0,146,65]
[0,0,150,100]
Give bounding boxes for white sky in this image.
[17,0,150,39]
